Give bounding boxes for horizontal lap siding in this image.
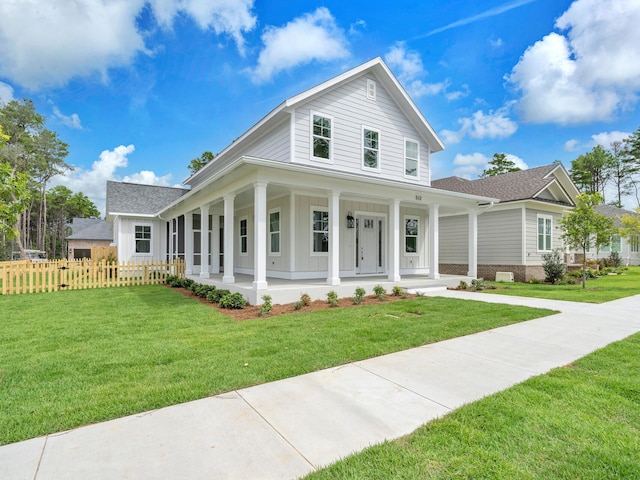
[526,208,564,264]
[478,209,522,264]
[439,215,468,263]
[294,74,429,184]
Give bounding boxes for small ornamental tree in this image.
[560,192,616,289]
[619,208,640,248]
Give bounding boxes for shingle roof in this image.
[431,164,564,203]
[66,218,113,240]
[106,181,188,216]
[595,204,638,227]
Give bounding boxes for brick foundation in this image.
[439,264,546,283]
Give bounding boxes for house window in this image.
[631,235,639,253]
[193,213,201,265]
[239,217,248,255]
[367,79,376,100]
[135,225,151,254]
[611,234,621,253]
[312,113,332,161]
[269,209,280,255]
[312,209,329,254]
[537,215,552,251]
[405,139,419,178]
[405,217,419,254]
[362,127,380,170]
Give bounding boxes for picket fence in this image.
[0,258,185,295]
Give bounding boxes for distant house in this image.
[432,163,580,282]
[66,218,114,260]
[105,58,498,303]
[586,204,640,266]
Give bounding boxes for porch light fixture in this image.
[346,211,355,228]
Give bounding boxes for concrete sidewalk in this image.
[2,292,639,480]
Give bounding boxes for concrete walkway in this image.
[2,291,640,480]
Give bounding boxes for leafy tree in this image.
[0,162,30,247]
[570,145,615,198]
[188,151,215,175]
[608,140,639,208]
[480,153,521,178]
[622,127,640,206]
[619,208,640,249]
[559,192,616,289]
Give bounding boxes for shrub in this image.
[300,293,311,306]
[205,288,219,303]
[294,300,304,311]
[529,277,541,284]
[470,278,485,291]
[208,289,231,303]
[219,292,246,309]
[327,290,339,307]
[391,285,403,297]
[609,252,622,268]
[373,284,387,301]
[194,284,213,298]
[542,249,566,283]
[259,295,272,317]
[184,279,197,292]
[457,280,468,290]
[165,275,182,287]
[352,287,366,304]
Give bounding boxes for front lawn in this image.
[0,285,553,446]
[306,331,640,479]
[484,266,640,303]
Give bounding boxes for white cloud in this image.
[0,82,14,104]
[0,0,256,90]
[250,7,349,84]
[440,105,518,145]
[51,144,178,215]
[590,131,631,148]
[51,106,83,130]
[348,19,366,36]
[452,152,528,178]
[446,84,470,101]
[564,139,580,151]
[490,38,504,48]
[385,42,449,99]
[507,0,640,124]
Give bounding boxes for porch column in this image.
[169,218,175,260]
[429,203,440,279]
[468,208,478,278]
[211,212,220,274]
[184,212,193,275]
[253,181,268,290]
[327,191,340,286]
[200,205,210,279]
[388,198,401,281]
[223,194,235,284]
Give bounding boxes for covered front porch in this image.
[185,272,473,305]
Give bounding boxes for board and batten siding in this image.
[477,209,522,264]
[293,73,430,185]
[294,195,328,273]
[525,208,564,264]
[115,217,167,263]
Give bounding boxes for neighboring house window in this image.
[631,235,639,253]
[239,217,248,255]
[405,217,419,254]
[362,127,380,170]
[537,215,552,251]
[611,234,621,253]
[269,209,280,255]
[312,113,332,161]
[135,225,151,254]
[405,138,419,178]
[367,79,376,100]
[312,208,329,254]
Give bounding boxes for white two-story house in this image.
[106,58,496,303]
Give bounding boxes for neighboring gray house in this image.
[432,163,580,282]
[66,217,114,260]
[585,204,640,266]
[106,57,496,304]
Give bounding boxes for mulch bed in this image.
[167,285,417,321]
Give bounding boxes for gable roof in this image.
[106,181,188,218]
[66,218,113,241]
[186,57,444,186]
[595,204,638,227]
[431,163,578,205]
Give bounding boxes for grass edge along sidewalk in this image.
[0,285,554,446]
[305,331,640,479]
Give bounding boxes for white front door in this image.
[356,215,384,274]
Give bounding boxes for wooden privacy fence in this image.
[0,258,185,295]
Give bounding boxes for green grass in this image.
[486,266,640,303]
[0,285,553,446]
[305,332,640,479]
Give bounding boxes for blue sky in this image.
[1,0,639,214]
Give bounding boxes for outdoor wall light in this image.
[346,211,355,228]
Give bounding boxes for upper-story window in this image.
[405,139,419,178]
[537,215,552,251]
[312,113,332,162]
[362,127,380,171]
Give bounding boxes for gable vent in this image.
[367,79,376,100]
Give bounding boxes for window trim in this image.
[361,125,381,172]
[134,224,152,256]
[310,111,333,164]
[404,137,420,180]
[239,216,248,256]
[269,208,281,256]
[537,215,553,252]
[404,216,419,256]
[631,235,639,253]
[310,206,329,257]
[611,234,621,253]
